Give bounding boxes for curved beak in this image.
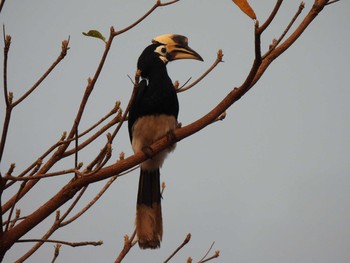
[152,34,203,62]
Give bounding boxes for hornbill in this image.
[128,34,203,249]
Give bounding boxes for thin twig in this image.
[114,230,137,263]
[2,214,25,227]
[51,244,61,263]
[5,168,78,181]
[62,113,122,158]
[199,251,220,263]
[4,182,25,231]
[177,49,223,93]
[164,233,191,263]
[257,0,283,34]
[5,160,41,189]
[262,2,305,59]
[58,187,88,223]
[73,101,120,139]
[326,0,340,5]
[0,29,12,163]
[12,38,70,107]
[16,239,103,247]
[198,241,215,262]
[112,0,179,37]
[60,175,117,226]
[2,25,10,107]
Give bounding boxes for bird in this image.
[128,34,203,249]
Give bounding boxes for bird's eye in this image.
[155,45,167,56]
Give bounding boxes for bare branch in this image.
[257,0,283,34]
[16,239,103,247]
[12,38,70,107]
[0,29,12,163]
[51,244,61,263]
[4,182,25,232]
[112,0,179,37]
[199,251,220,263]
[5,168,78,181]
[198,241,215,262]
[164,233,191,263]
[62,113,122,158]
[326,0,340,5]
[60,175,117,227]
[2,26,10,107]
[177,49,223,93]
[114,230,137,263]
[263,2,305,59]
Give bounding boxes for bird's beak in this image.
[152,34,203,62]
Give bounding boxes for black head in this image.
[137,43,168,78]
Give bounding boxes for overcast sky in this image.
[1,1,350,262]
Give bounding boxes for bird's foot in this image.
[166,129,177,144]
[142,146,154,159]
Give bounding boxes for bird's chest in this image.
[131,114,177,153]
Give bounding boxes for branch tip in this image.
[217,49,224,61]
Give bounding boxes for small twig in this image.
[60,175,117,227]
[4,182,25,231]
[177,49,223,93]
[5,160,41,189]
[5,168,79,181]
[326,0,340,5]
[16,239,103,247]
[199,251,220,263]
[76,101,121,139]
[158,0,180,7]
[51,244,61,263]
[263,2,305,59]
[0,28,12,163]
[112,0,179,37]
[164,233,191,263]
[12,38,70,107]
[198,242,215,262]
[62,112,122,158]
[109,69,140,143]
[2,214,25,227]
[74,123,79,177]
[176,77,192,90]
[114,230,137,263]
[257,0,283,34]
[2,25,10,107]
[58,186,88,223]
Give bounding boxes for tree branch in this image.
[12,39,70,107]
[164,233,191,263]
[257,0,283,34]
[114,230,137,263]
[177,49,223,93]
[16,238,103,247]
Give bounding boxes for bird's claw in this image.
[142,146,154,158]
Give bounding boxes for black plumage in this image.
[128,43,179,141]
[128,34,202,249]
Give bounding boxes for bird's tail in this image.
[136,168,162,249]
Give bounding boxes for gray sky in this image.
[1,1,350,262]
